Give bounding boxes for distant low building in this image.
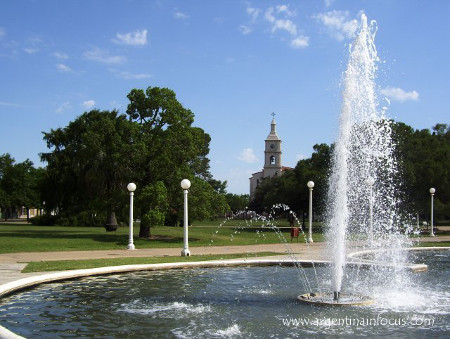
[249,115,293,197]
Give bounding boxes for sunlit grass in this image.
[0,223,324,254]
[22,252,283,273]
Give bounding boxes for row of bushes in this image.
[31,211,109,227]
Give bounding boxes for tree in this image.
[0,154,42,221]
[188,177,229,221]
[0,154,14,219]
[41,110,143,228]
[126,86,229,224]
[225,194,250,213]
[136,181,168,239]
[39,86,229,228]
[392,122,450,221]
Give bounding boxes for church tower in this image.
[263,115,282,178]
[249,113,287,197]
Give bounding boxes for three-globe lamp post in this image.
[127,183,136,250]
[181,179,191,256]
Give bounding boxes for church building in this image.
[249,115,292,197]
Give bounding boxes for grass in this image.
[415,241,450,247]
[0,223,324,254]
[22,252,283,273]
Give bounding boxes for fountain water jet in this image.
[299,13,405,305]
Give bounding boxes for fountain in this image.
[298,13,409,306]
[0,13,449,338]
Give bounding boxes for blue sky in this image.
[0,0,448,194]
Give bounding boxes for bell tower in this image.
[263,113,282,178]
[250,113,287,197]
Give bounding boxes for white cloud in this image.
[56,63,72,72]
[276,5,296,17]
[271,18,297,36]
[22,35,46,54]
[325,0,335,8]
[174,10,189,20]
[265,7,276,23]
[84,47,126,64]
[56,101,71,114]
[82,100,96,109]
[52,52,68,59]
[0,27,5,39]
[246,6,260,22]
[0,101,24,107]
[315,10,358,41]
[113,29,148,46]
[239,3,260,34]
[380,86,419,102]
[242,4,309,49]
[238,148,259,164]
[23,47,39,54]
[239,25,253,35]
[290,35,309,49]
[115,70,152,80]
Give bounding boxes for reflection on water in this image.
[0,251,448,338]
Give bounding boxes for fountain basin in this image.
[0,249,448,338]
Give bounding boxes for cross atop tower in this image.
[271,112,276,119]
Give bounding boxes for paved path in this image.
[0,234,449,286]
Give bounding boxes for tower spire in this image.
[268,112,278,137]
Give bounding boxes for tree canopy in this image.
[39,86,230,228]
[392,122,450,220]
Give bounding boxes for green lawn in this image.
[415,241,450,247]
[22,252,283,273]
[0,223,324,254]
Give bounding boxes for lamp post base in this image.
[127,243,136,250]
[307,237,314,243]
[181,248,191,257]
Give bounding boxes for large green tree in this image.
[392,122,450,221]
[40,87,229,228]
[41,110,143,228]
[126,86,229,225]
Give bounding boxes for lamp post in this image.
[429,187,436,237]
[127,183,136,250]
[307,181,314,243]
[181,179,191,256]
[366,176,375,245]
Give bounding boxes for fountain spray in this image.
[326,13,400,300]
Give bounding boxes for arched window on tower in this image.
[270,156,276,165]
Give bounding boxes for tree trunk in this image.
[105,211,118,232]
[139,225,151,239]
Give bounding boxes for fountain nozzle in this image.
[333,291,340,301]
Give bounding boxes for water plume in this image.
[326,13,406,297]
